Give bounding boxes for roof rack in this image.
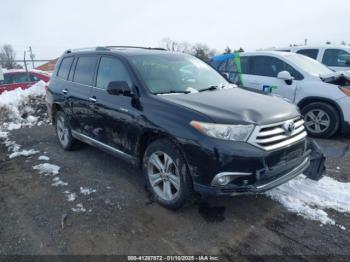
[65,46,166,54]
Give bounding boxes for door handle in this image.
[62,89,68,95]
[89,96,97,102]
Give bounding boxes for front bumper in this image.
[183,137,324,196]
[193,155,310,195]
[336,96,350,133]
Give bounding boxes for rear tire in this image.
[301,102,339,138]
[55,111,77,150]
[143,138,193,210]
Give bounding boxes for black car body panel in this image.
[46,47,325,198]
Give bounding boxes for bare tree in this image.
[0,44,17,69]
[223,46,232,54]
[191,43,216,61]
[234,47,244,52]
[160,38,191,53]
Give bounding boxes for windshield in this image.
[130,54,228,94]
[285,54,333,76]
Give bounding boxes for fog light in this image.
[217,176,231,186]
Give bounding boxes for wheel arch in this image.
[51,103,63,124]
[136,130,189,170]
[297,96,344,129]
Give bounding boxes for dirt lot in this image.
[0,124,349,259]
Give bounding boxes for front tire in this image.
[143,138,193,210]
[55,111,76,150]
[301,102,339,138]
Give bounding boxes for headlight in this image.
[339,87,350,97]
[190,121,254,141]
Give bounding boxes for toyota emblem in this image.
[283,121,295,135]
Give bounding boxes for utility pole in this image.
[23,51,30,82]
[29,46,35,68]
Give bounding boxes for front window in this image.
[285,54,333,76]
[322,49,350,67]
[130,54,228,94]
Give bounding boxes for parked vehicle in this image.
[0,70,50,94]
[210,51,350,138]
[272,45,350,72]
[47,46,324,209]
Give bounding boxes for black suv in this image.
[47,46,324,209]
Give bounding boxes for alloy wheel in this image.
[304,109,330,134]
[147,151,180,201]
[56,115,70,147]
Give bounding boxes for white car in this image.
[210,51,350,138]
[273,45,350,72]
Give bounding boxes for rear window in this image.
[57,57,74,79]
[296,49,319,60]
[73,56,98,86]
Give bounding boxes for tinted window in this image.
[96,57,132,90]
[217,60,227,71]
[73,56,98,86]
[30,74,40,82]
[322,49,350,67]
[251,56,303,80]
[57,56,74,79]
[296,49,319,59]
[240,56,251,74]
[11,73,30,83]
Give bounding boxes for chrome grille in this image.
[248,117,307,151]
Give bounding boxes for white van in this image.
[210,51,350,138]
[274,45,350,72]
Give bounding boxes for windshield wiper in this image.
[154,90,190,95]
[198,85,219,92]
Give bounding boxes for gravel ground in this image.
[0,124,349,260]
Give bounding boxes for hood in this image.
[320,71,350,86]
[160,88,300,125]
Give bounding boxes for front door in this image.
[89,56,136,154]
[242,55,301,102]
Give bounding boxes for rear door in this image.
[89,55,136,154]
[69,55,98,134]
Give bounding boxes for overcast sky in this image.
[1,0,349,60]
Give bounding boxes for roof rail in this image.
[65,46,109,54]
[106,46,166,51]
[65,46,166,54]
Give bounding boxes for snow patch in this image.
[64,191,77,202]
[72,203,86,213]
[266,175,350,226]
[80,187,96,196]
[33,163,60,176]
[51,178,68,187]
[0,131,8,139]
[0,81,47,129]
[38,155,50,161]
[9,149,39,159]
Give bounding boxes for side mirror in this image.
[107,81,133,96]
[277,71,293,81]
[345,59,350,66]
